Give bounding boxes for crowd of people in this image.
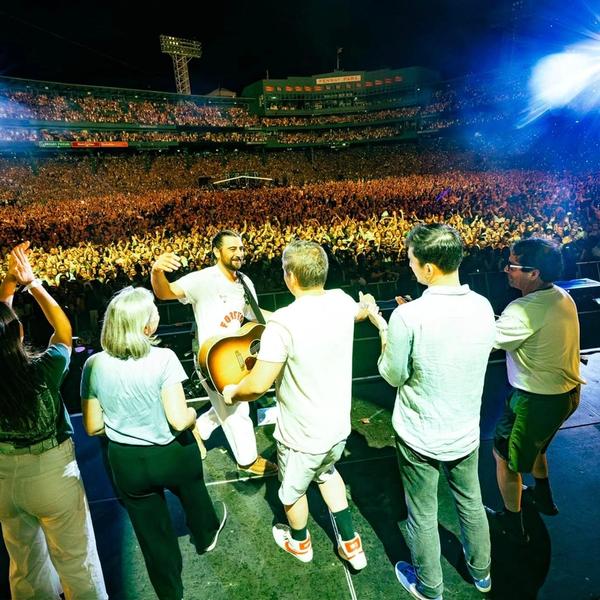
[1,168,596,272]
[0,227,583,598]
[1,123,415,145]
[0,90,257,127]
[0,156,597,343]
[0,77,527,149]
[260,107,421,127]
[0,142,577,206]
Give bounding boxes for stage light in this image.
[522,36,600,126]
[529,52,596,108]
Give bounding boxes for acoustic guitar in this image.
[197,322,265,393]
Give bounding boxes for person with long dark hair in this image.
[81,286,226,600]
[0,242,107,599]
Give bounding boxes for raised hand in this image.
[10,242,35,286]
[359,291,379,315]
[152,252,182,273]
[358,290,377,309]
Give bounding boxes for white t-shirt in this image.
[378,285,496,461]
[258,289,359,454]
[176,266,258,346]
[81,347,188,445]
[495,285,585,394]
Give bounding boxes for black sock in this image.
[534,476,551,495]
[333,508,355,542]
[503,506,524,532]
[291,526,307,542]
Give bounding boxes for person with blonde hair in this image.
[81,286,225,600]
[0,242,107,600]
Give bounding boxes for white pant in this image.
[198,385,258,466]
[0,439,107,600]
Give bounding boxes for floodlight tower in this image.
[160,35,202,95]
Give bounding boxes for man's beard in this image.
[225,257,243,272]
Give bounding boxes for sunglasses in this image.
[505,261,535,272]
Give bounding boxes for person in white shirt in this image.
[487,238,583,544]
[151,230,276,477]
[222,240,375,570]
[375,224,495,600]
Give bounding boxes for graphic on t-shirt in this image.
[219,310,244,329]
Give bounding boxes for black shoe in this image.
[522,485,559,516]
[485,506,530,546]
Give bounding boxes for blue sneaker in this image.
[473,574,492,593]
[394,561,442,600]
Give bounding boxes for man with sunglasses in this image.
[487,237,584,544]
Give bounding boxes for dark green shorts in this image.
[494,386,580,473]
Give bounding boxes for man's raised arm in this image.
[151,253,186,300]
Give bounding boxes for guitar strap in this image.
[237,271,266,325]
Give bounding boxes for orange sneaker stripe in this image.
[284,540,311,555]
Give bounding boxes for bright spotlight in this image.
[530,52,596,107]
[521,37,600,127]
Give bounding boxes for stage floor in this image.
[3,356,599,600]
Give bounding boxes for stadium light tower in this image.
[160,35,202,95]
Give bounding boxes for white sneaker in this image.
[205,501,227,552]
[272,524,313,563]
[337,532,367,570]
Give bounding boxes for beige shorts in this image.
[277,440,346,505]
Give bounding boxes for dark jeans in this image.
[108,430,219,600]
[396,436,491,599]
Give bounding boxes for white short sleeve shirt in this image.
[176,266,258,346]
[258,289,359,454]
[81,347,188,445]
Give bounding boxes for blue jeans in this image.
[396,437,491,599]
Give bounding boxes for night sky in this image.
[0,0,581,95]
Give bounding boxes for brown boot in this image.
[238,456,278,476]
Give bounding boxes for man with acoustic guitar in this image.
[151,229,277,477]
[222,240,377,569]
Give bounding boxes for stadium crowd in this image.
[0,145,509,206]
[0,90,258,127]
[260,107,420,127]
[2,160,599,336]
[0,79,521,148]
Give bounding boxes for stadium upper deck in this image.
[0,68,519,150]
[241,67,439,114]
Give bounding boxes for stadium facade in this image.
[241,67,439,114]
[0,67,453,152]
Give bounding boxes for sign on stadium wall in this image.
[315,75,362,85]
[38,141,71,148]
[71,141,129,148]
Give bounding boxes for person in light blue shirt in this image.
[373,224,495,600]
[81,286,226,600]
